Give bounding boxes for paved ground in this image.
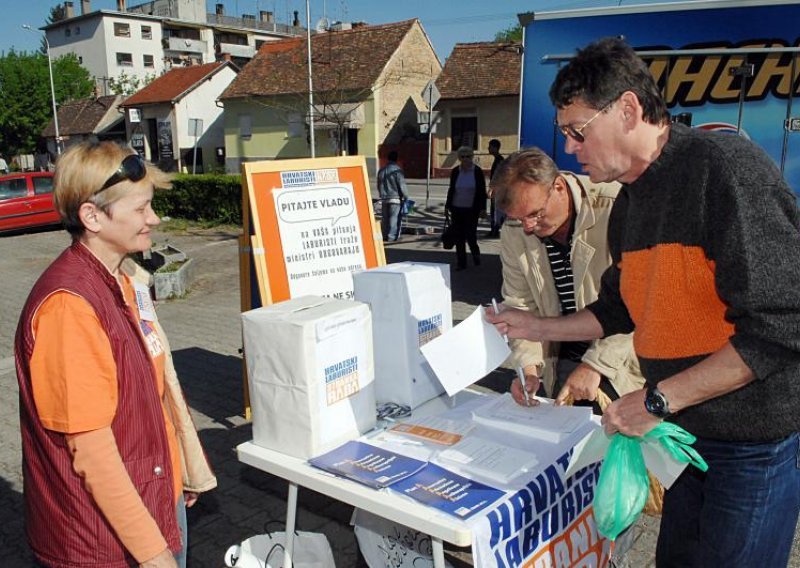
[0,179,795,567]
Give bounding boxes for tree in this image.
[495,23,523,43]
[108,71,157,96]
[40,5,68,54]
[0,50,94,154]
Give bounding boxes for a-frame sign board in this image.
[239,156,386,417]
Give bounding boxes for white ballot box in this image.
[353,262,451,409]
[242,296,376,459]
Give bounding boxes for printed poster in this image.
[313,308,372,447]
[391,463,505,520]
[469,451,613,568]
[273,181,366,300]
[309,441,427,489]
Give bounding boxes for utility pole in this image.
[23,25,61,155]
[306,0,315,158]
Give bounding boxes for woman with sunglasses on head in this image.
[445,146,487,271]
[15,141,216,568]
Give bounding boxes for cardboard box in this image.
[353,262,451,409]
[242,296,376,459]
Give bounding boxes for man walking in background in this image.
[487,139,505,237]
[377,150,407,242]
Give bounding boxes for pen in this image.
[491,298,508,344]
[516,365,531,406]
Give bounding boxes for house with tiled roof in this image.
[120,60,237,172]
[432,42,522,176]
[219,19,441,175]
[41,94,126,157]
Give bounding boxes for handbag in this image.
[441,211,455,250]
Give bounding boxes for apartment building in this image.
[44,0,302,95]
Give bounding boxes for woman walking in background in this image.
[445,146,487,270]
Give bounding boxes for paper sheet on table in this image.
[565,425,687,489]
[435,435,539,485]
[471,393,592,443]
[420,306,511,396]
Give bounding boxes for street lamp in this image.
[305,0,315,158]
[22,24,61,155]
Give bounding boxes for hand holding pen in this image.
[492,298,536,407]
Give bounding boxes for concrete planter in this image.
[150,244,187,271]
[154,258,194,300]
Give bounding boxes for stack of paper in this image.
[472,393,593,444]
[309,441,427,489]
[390,463,506,519]
[435,436,539,485]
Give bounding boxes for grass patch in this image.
[155,259,188,273]
[158,218,240,234]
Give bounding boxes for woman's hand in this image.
[140,548,178,568]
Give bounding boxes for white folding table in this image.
[237,441,472,568]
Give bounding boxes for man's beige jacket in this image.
[500,172,643,398]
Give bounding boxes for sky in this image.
[3,0,691,62]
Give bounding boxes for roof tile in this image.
[221,20,417,99]
[122,62,228,106]
[42,95,123,137]
[436,42,521,100]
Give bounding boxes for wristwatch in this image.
[644,385,671,418]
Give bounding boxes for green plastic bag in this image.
[594,423,708,540]
[594,434,648,540]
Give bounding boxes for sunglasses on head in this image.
[96,154,147,194]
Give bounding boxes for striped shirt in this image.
[543,231,590,361]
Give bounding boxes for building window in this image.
[239,114,252,140]
[65,28,71,37]
[141,25,152,39]
[116,52,133,67]
[114,22,131,37]
[451,116,478,150]
[287,113,304,138]
[75,26,80,35]
[143,54,154,67]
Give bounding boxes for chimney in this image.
[215,3,224,16]
[116,0,126,11]
[64,1,74,19]
[259,10,274,23]
[81,0,90,15]
[221,53,232,62]
[292,10,299,27]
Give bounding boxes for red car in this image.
[0,172,60,233]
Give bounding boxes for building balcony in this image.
[217,42,255,58]
[164,36,207,54]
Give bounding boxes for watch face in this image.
[648,396,665,413]
[645,388,669,417]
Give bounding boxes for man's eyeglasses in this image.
[524,181,557,224]
[556,101,614,143]
[96,154,147,194]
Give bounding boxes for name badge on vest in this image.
[134,282,156,322]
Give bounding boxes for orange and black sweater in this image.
[587,123,800,442]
